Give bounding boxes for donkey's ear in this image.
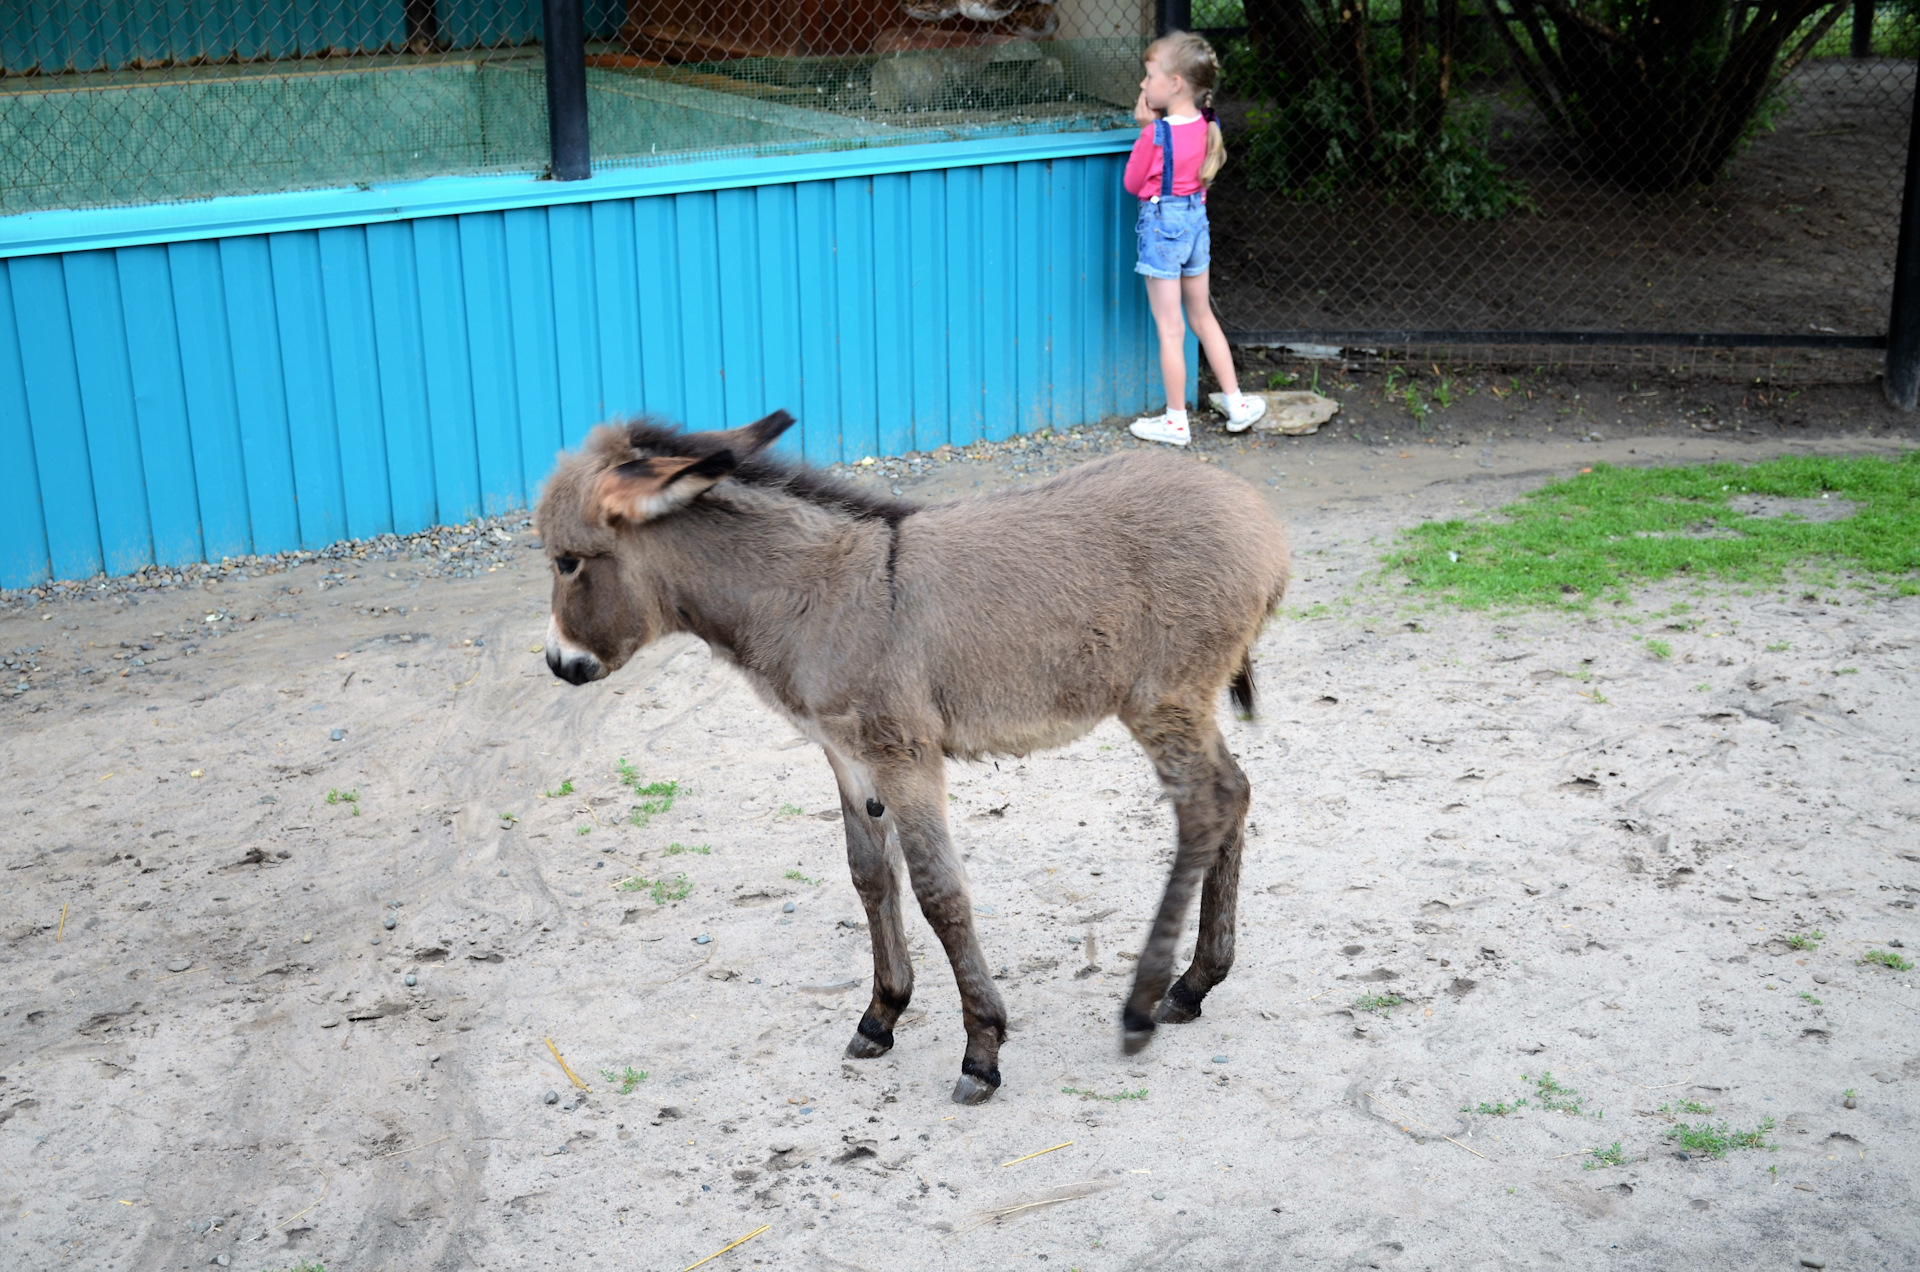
[707,409,796,460]
[595,449,738,524]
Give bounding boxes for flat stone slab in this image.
[1207,389,1340,435]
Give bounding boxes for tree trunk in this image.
[1243,0,1328,86]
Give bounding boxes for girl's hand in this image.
[1133,90,1158,125]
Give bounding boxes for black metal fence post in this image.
[1886,54,1920,409]
[1156,0,1192,36]
[543,0,591,182]
[1852,0,1876,58]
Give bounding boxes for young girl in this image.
[1124,31,1264,445]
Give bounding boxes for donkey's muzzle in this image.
[545,623,608,686]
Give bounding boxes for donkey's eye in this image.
[554,556,581,576]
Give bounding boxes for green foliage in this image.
[1529,1071,1586,1115]
[1462,1097,1528,1116]
[599,1065,648,1093]
[575,823,592,836]
[1862,949,1914,971]
[1645,638,1672,659]
[1582,1141,1626,1170]
[777,802,806,816]
[1354,992,1405,1014]
[785,868,822,886]
[545,779,575,798]
[1392,454,1920,609]
[1797,991,1822,1005]
[1659,1099,1715,1116]
[617,762,678,826]
[1784,929,1824,951]
[664,842,711,855]
[1062,1086,1149,1101]
[618,873,693,905]
[1667,1117,1776,1159]
[326,787,360,816]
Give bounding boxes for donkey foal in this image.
[535,411,1289,1104]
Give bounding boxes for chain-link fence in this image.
[1,0,1144,215]
[1199,0,1916,377]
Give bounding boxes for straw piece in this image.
[270,1176,329,1232]
[382,1134,453,1158]
[1364,1092,1489,1161]
[545,1037,589,1090]
[948,1177,1116,1237]
[681,1222,770,1271]
[1000,1140,1073,1167]
[56,904,67,942]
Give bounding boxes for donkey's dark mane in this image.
[622,419,915,525]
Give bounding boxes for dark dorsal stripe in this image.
[622,418,915,525]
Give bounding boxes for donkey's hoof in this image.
[845,1032,891,1059]
[951,1073,998,1105]
[1154,980,1205,1025]
[1120,1005,1157,1055]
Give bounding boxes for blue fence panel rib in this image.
[546,203,604,446]
[751,184,804,460]
[64,251,157,576]
[8,255,103,581]
[115,244,205,567]
[503,207,565,504]
[167,239,254,560]
[0,140,1155,588]
[364,221,440,536]
[317,225,396,540]
[0,263,52,586]
[792,181,841,467]
[457,211,526,516]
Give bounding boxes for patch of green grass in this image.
[498,810,518,826]
[617,761,678,826]
[575,823,592,836]
[1798,991,1822,1005]
[1784,929,1825,951]
[1861,948,1914,971]
[1462,1098,1528,1116]
[544,779,575,798]
[1645,638,1672,659]
[1389,454,1920,609]
[777,802,806,816]
[1659,1099,1715,1117]
[1667,1117,1776,1159]
[1765,641,1792,652]
[664,842,711,855]
[617,873,693,905]
[1582,1140,1625,1170]
[1835,666,1859,675]
[1529,1072,1587,1115]
[1354,992,1405,1014]
[1062,1086,1149,1101]
[264,1263,327,1272]
[785,868,822,886]
[599,1065,648,1093]
[326,787,361,817]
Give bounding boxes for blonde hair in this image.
[1145,31,1227,185]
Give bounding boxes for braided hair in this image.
[1144,30,1227,185]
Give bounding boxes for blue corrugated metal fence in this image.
[1,149,1173,588]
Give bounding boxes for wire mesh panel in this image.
[1,0,1145,215]
[1200,0,1916,353]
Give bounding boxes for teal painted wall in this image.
[0,150,1179,588]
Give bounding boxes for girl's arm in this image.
[1122,125,1159,200]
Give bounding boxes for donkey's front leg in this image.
[827,757,915,1061]
[881,760,1007,1105]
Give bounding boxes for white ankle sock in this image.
[1166,408,1188,427]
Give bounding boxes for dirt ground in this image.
[3,382,1918,1272]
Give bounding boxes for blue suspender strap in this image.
[1154,117,1173,202]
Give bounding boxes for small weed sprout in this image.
[616,760,678,826]
[664,842,711,855]
[498,810,518,826]
[1765,641,1791,652]
[1266,369,1298,389]
[651,873,692,905]
[1582,1141,1626,1170]
[544,779,575,798]
[1784,930,1824,951]
[599,1065,648,1093]
[1861,949,1914,971]
[785,868,822,886]
[1666,1117,1776,1159]
[575,823,592,836]
[1354,992,1405,1014]
[1694,683,1711,692]
[1062,1086,1148,1102]
[1462,1098,1528,1116]
[1645,638,1672,659]
[1529,1072,1586,1115]
[326,788,361,816]
[1658,1099,1715,1117]
[777,802,806,816]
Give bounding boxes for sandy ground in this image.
[3,415,1918,1272]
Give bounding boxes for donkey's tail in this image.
[1230,652,1256,720]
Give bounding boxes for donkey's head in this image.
[533,410,796,685]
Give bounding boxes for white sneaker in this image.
[1223,392,1268,433]
[1130,412,1191,446]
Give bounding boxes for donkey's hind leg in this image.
[828,759,915,1061]
[1120,701,1250,1054]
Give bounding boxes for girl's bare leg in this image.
[1145,277,1188,412]
[1182,270,1240,398]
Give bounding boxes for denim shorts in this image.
[1135,194,1211,279]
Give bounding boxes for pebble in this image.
[799,1106,813,1115]
[782,901,796,913]
[383,915,397,930]
[320,1016,341,1029]
[1212,1054,1229,1065]
[1152,1191,1166,1201]
[404,974,418,987]
[429,1052,441,1064]
[329,729,344,741]
[301,932,313,943]
[1812,972,1830,984]
[544,1089,560,1105]
[694,933,712,944]
[1799,1257,1827,1269]
[370,937,381,946]
[166,958,190,973]
[210,1257,230,1267]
